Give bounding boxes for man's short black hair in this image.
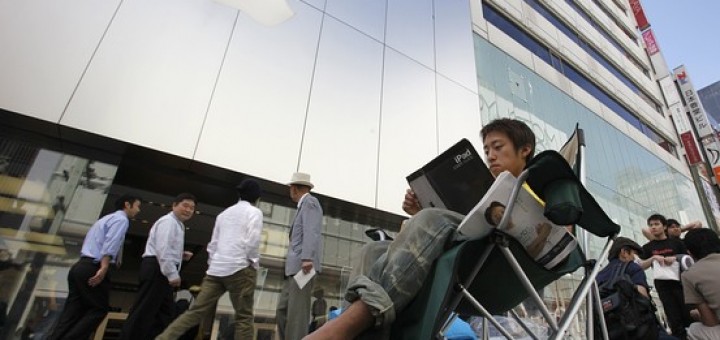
[236,179,262,203]
[684,228,720,260]
[666,218,680,227]
[173,193,197,205]
[114,194,142,210]
[480,118,536,163]
[646,213,667,227]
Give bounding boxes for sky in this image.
[641,1,720,90]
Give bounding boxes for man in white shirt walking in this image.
[156,180,264,340]
[120,193,197,340]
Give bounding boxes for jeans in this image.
[345,208,463,334]
[156,267,257,340]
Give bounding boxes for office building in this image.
[0,0,709,337]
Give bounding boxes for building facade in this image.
[0,0,709,338]
[699,81,720,130]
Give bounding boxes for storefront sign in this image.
[701,135,720,184]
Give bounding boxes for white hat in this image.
[288,172,314,189]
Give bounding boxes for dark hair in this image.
[237,179,262,203]
[608,237,642,260]
[647,213,667,227]
[173,193,197,205]
[484,201,506,226]
[684,228,720,260]
[480,118,536,163]
[666,219,680,227]
[114,194,142,211]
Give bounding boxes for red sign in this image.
[642,29,659,56]
[629,0,650,31]
[681,132,703,165]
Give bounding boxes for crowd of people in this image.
[43,118,720,340]
[47,172,325,340]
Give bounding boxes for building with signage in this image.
[699,81,720,129]
[0,0,711,338]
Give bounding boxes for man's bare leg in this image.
[303,300,374,340]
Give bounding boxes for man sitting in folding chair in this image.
[305,118,537,340]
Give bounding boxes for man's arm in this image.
[300,197,323,273]
[88,255,111,287]
[154,219,182,286]
[695,303,720,327]
[681,221,702,233]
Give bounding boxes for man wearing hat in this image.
[156,179,264,340]
[276,172,324,340]
[596,237,649,297]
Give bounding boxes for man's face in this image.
[125,200,141,219]
[489,205,505,226]
[172,199,196,222]
[483,131,530,177]
[289,185,302,203]
[648,219,666,237]
[667,223,682,238]
[619,248,638,263]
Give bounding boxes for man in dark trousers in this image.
[639,213,692,339]
[276,172,323,340]
[119,193,196,339]
[48,194,141,340]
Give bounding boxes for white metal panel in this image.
[437,75,482,153]
[61,0,236,158]
[376,49,437,215]
[0,0,120,122]
[325,0,386,42]
[298,17,384,207]
[435,0,477,92]
[194,3,323,184]
[385,0,434,68]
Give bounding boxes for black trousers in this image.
[48,258,110,340]
[119,257,176,340]
[655,279,692,340]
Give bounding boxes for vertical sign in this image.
[674,65,715,138]
[629,0,650,30]
[702,135,720,184]
[642,30,659,56]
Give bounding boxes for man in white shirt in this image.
[120,193,196,340]
[157,180,263,340]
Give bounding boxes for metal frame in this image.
[436,168,617,339]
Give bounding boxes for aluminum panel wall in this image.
[376,49,437,214]
[194,3,323,185]
[60,0,236,158]
[0,0,120,122]
[298,16,384,207]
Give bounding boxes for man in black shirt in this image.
[639,213,692,339]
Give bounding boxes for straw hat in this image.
[288,172,314,189]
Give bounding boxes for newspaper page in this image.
[457,171,578,269]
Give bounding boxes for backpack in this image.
[595,262,659,340]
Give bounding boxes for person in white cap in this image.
[276,172,324,340]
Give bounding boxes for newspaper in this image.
[457,171,578,269]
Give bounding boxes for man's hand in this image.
[183,251,194,261]
[301,260,313,274]
[662,256,676,265]
[402,189,421,216]
[88,267,107,287]
[169,278,181,288]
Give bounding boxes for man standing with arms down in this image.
[682,228,720,340]
[157,179,264,340]
[120,193,197,340]
[49,194,141,340]
[639,213,692,339]
[276,172,323,340]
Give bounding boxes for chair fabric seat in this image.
[390,234,584,340]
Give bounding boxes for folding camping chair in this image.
[389,150,620,340]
